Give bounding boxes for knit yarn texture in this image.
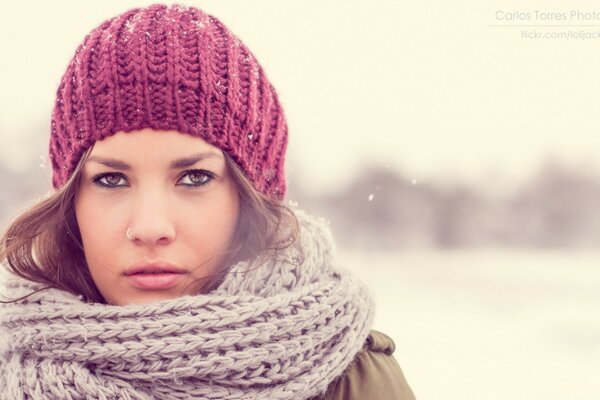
[0,208,374,400]
[50,4,288,199]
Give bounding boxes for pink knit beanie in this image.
[49,3,288,199]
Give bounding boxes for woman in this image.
[0,4,415,399]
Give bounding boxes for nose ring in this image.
[126,227,135,241]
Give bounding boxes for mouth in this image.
[125,272,187,290]
[124,262,188,276]
[124,261,188,290]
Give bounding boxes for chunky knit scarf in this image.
[0,209,374,400]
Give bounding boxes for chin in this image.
[107,291,177,306]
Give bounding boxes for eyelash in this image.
[91,169,215,189]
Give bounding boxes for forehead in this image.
[86,129,224,167]
[90,129,218,153]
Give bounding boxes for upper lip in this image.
[123,261,188,276]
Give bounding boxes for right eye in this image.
[92,173,128,188]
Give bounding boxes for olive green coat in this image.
[319,330,416,400]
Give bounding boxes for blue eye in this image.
[91,170,215,189]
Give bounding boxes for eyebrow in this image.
[86,152,222,170]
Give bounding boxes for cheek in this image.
[75,193,123,271]
[182,192,239,255]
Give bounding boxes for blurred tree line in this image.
[2,158,600,250]
[289,160,600,250]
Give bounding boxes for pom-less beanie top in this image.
[49,3,288,199]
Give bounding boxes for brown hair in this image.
[0,145,299,304]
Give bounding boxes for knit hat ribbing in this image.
[49,3,288,199]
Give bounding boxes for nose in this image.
[127,189,176,245]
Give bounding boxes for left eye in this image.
[179,170,214,187]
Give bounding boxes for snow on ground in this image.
[338,249,600,400]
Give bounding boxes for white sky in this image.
[1,0,600,194]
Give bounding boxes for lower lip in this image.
[125,273,186,290]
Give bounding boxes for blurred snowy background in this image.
[1,1,600,399]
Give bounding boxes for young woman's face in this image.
[75,129,240,305]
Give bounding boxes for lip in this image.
[126,273,186,290]
[123,261,188,276]
[123,261,188,290]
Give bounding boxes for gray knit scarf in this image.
[0,208,374,400]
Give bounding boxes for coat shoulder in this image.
[321,330,416,400]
